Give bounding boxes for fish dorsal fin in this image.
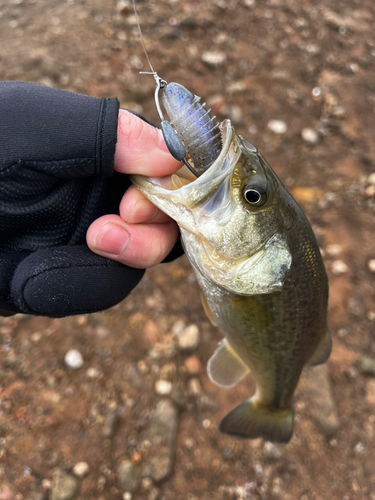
[308,327,332,366]
[208,339,250,388]
[200,292,218,326]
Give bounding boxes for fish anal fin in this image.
[207,339,250,388]
[308,327,332,366]
[200,293,218,326]
[219,398,294,443]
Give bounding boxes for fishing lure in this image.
[132,0,222,177]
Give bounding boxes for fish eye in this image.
[243,183,267,207]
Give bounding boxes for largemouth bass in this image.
[131,84,330,443]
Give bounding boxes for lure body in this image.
[162,83,222,175]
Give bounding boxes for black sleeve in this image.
[0,81,145,317]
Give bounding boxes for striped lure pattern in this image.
[162,82,222,175]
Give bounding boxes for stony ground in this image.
[0,0,375,499]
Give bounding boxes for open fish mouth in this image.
[131,119,236,202]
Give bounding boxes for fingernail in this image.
[92,222,131,257]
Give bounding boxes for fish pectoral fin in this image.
[200,292,218,326]
[219,398,294,443]
[207,339,250,388]
[308,326,332,366]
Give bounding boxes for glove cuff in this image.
[96,97,120,176]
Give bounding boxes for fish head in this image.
[131,120,295,295]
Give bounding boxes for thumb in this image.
[114,109,182,176]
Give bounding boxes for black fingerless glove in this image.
[0,81,181,317]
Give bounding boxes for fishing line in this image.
[130,0,200,177]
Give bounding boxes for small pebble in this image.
[42,479,52,491]
[86,367,100,379]
[95,326,110,339]
[183,438,195,449]
[160,362,177,379]
[51,469,79,500]
[264,441,282,460]
[187,378,202,396]
[148,487,160,500]
[267,120,287,134]
[64,349,83,369]
[123,493,132,500]
[243,0,256,7]
[344,367,358,380]
[141,478,153,492]
[326,244,342,257]
[312,86,321,97]
[137,360,149,374]
[117,460,139,493]
[201,51,226,68]
[31,331,42,342]
[175,324,200,350]
[367,173,375,185]
[155,380,172,395]
[329,438,338,448]
[72,462,89,478]
[368,260,375,273]
[185,356,202,375]
[202,419,211,429]
[331,260,349,275]
[76,315,87,326]
[226,104,243,125]
[301,127,319,144]
[226,81,247,94]
[117,0,131,15]
[103,409,119,438]
[356,357,375,376]
[365,185,375,197]
[354,442,365,456]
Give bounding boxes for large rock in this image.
[144,399,178,482]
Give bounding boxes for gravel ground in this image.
[1,0,375,499]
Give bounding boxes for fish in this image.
[131,83,330,443]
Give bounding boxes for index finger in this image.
[114,109,182,176]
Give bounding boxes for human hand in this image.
[0,82,183,317]
[86,109,182,269]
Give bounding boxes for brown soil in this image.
[1,0,375,499]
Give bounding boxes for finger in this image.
[87,215,179,269]
[115,109,183,176]
[120,185,171,224]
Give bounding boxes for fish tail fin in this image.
[219,397,294,443]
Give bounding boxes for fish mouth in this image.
[131,119,237,204]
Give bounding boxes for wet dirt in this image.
[0,0,375,499]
